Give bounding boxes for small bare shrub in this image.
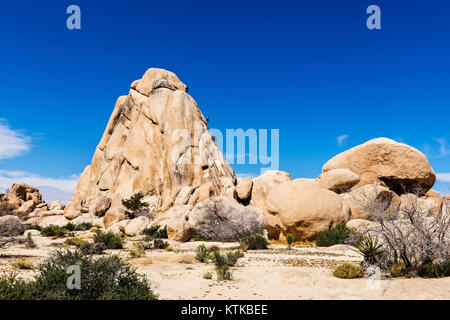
[0,216,23,237]
[192,198,266,247]
[356,184,450,274]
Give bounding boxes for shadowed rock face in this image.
[66,68,236,217]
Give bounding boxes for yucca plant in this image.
[353,235,383,264]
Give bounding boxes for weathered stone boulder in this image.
[316,168,360,193]
[322,138,436,194]
[343,184,401,220]
[89,197,112,217]
[346,219,379,232]
[124,216,150,236]
[49,200,64,211]
[265,180,347,241]
[250,170,292,211]
[26,215,68,227]
[15,200,37,216]
[236,177,253,201]
[3,183,43,209]
[66,68,236,217]
[400,193,443,217]
[420,189,443,216]
[103,210,125,229]
[151,205,193,242]
[107,219,131,234]
[64,210,82,221]
[71,213,94,225]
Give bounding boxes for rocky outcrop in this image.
[265,180,348,241]
[322,138,436,194]
[236,177,253,201]
[2,184,45,216]
[65,68,236,221]
[250,170,292,211]
[316,169,360,193]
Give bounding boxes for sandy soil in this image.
[1,234,450,300]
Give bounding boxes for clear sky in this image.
[0,0,449,202]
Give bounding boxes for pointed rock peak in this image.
[131,68,188,96]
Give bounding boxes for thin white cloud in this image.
[336,134,349,146]
[436,173,450,183]
[433,138,449,157]
[0,170,79,204]
[0,120,32,159]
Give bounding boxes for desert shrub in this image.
[0,274,33,300]
[141,225,168,240]
[129,247,146,259]
[13,258,34,270]
[64,237,85,247]
[417,262,442,278]
[226,250,244,266]
[0,217,23,237]
[240,228,268,250]
[203,272,213,280]
[153,239,169,249]
[24,232,36,248]
[79,242,105,255]
[122,192,150,219]
[0,250,158,300]
[192,197,266,244]
[316,224,350,247]
[216,265,233,281]
[353,235,384,265]
[0,201,15,217]
[41,225,66,238]
[286,234,293,249]
[93,231,123,249]
[441,259,450,277]
[355,184,450,273]
[23,224,42,232]
[333,263,364,279]
[391,261,407,277]
[210,251,228,267]
[63,222,93,232]
[195,244,212,263]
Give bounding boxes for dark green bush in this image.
[122,192,149,219]
[141,225,168,240]
[79,242,106,255]
[417,262,443,278]
[195,244,211,263]
[210,251,228,267]
[153,239,169,249]
[225,250,244,266]
[240,228,268,250]
[93,231,123,249]
[216,265,233,281]
[23,224,42,232]
[41,225,66,238]
[441,259,450,277]
[333,263,364,279]
[316,224,350,247]
[0,250,158,300]
[63,222,93,232]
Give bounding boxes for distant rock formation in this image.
[1,184,45,216]
[65,68,236,220]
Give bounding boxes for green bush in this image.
[226,250,244,266]
[79,242,106,255]
[316,224,350,247]
[93,231,123,249]
[353,235,383,264]
[210,251,228,267]
[333,263,364,279]
[441,259,450,277]
[417,262,443,278]
[141,225,168,240]
[153,239,169,249]
[203,272,213,280]
[195,244,211,263]
[122,192,149,219]
[391,261,407,277]
[286,233,293,249]
[41,225,66,238]
[63,222,93,232]
[23,224,42,232]
[0,250,158,300]
[239,228,268,250]
[216,265,233,281]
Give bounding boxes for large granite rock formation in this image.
[65,68,236,219]
[322,138,436,194]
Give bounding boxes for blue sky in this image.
[0,0,449,202]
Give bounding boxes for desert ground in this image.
[1,232,449,300]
